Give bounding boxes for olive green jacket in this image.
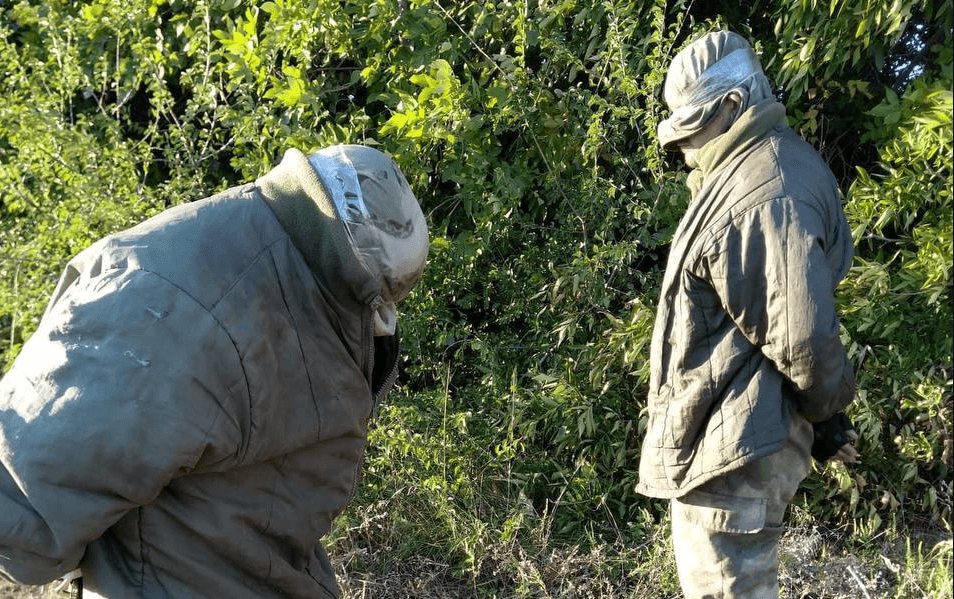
[0,149,402,598]
[637,101,855,498]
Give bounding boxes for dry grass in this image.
[0,580,49,599]
[334,541,679,599]
[2,524,950,599]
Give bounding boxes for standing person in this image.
[636,31,859,598]
[0,144,429,599]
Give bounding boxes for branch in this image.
[846,565,872,599]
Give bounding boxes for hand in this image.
[829,428,859,464]
[811,412,858,463]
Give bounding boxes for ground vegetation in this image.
[1,0,951,596]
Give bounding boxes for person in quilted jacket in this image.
[0,144,428,599]
[637,31,859,598]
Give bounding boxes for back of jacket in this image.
[638,105,855,498]
[0,153,394,597]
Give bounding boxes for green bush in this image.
[1,0,950,578]
[810,72,953,533]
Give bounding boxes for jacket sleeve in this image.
[0,259,245,585]
[704,196,855,422]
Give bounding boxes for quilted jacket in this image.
[0,148,414,598]
[637,101,856,498]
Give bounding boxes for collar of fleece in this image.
[255,148,382,313]
[686,99,787,197]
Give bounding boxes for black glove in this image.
[811,412,855,462]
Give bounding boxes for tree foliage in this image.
[1,0,951,563]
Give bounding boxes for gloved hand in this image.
[811,412,859,463]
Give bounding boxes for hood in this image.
[658,30,774,150]
[256,147,428,335]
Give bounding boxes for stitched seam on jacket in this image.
[263,246,321,439]
[115,266,252,464]
[694,133,828,266]
[136,507,145,589]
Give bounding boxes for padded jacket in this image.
[0,149,404,598]
[637,101,856,498]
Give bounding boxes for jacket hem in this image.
[637,438,787,499]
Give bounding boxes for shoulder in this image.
[73,186,291,310]
[718,126,838,229]
[763,126,840,204]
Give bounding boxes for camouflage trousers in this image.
[671,411,814,599]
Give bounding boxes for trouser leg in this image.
[671,411,813,599]
[672,508,783,598]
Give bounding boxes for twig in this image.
[846,565,872,599]
[432,0,589,251]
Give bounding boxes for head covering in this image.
[308,145,428,335]
[657,31,774,150]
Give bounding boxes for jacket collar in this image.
[687,100,787,197]
[255,148,382,312]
